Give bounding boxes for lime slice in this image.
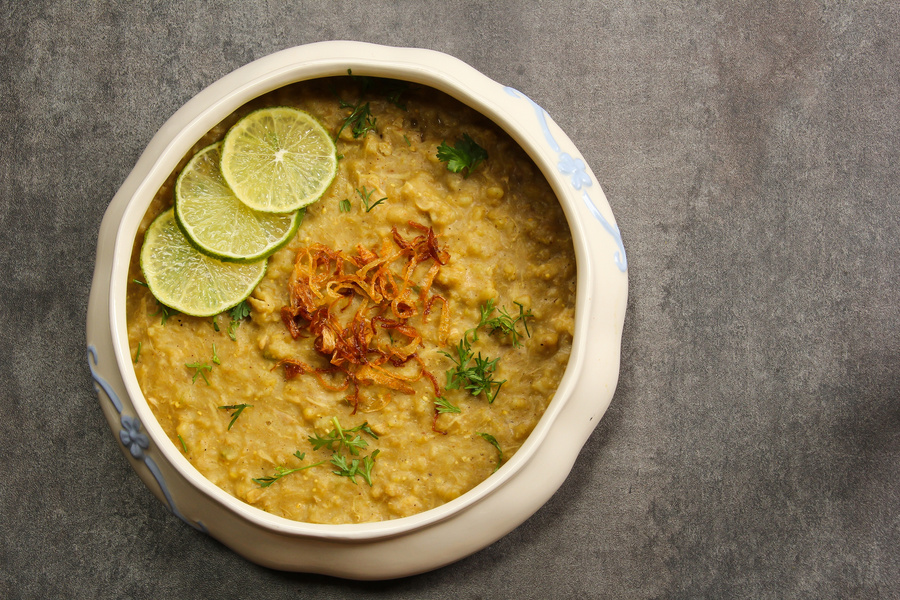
[220,106,338,213]
[140,208,267,317]
[175,142,303,262]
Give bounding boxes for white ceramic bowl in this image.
[86,41,628,579]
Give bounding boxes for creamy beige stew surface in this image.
[127,77,576,524]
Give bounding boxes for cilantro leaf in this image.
[218,403,252,430]
[355,186,387,212]
[252,456,324,488]
[227,300,251,341]
[186,361,212,386]
[229,300,251,321]
[477,432,504,472]
[439,333,505,403]
[308,418,377,453]
[434,397,461,414]
[309,417,381,485]
[437,134,488,177]
[330,452,360,484]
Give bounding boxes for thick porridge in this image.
[127,76,576,524]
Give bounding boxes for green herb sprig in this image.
[441,335,505,403]
[334,70,409,140]
[151,302,177,325]
[440,299,533,403]
[309,417,381,486]
[331,449,380,486]
[477,432,504,472]
[434,397,461,414]
[186,361,212,386]
[355,186,387,212]
[335,99,377,139]
[218,403,252,430]
[227,300,251,341]
[308,417,378,455]
[437,133,488,177]
[479,300,533,348]
[253,452,325,488]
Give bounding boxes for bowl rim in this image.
[105,41,622,541]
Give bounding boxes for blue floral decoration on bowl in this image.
[557,153,592,191]
[119,415,150,459]
[88,345,206,532]
[504,87,627,272]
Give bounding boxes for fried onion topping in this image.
[280,222,450,413]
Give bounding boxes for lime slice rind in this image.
[220,107,338,213]
[175,142,304,263]
[140,208,267,317]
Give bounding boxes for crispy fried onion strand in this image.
[279,222,450,414]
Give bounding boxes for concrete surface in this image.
[1,1,898,598]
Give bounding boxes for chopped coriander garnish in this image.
[355,186,387,213]
[360,449,380,486]
[229,300,251,321]
[437,133,488,177]
[218,403,252,430]
[477,432,503,472]
[308,417,377,456]
[339,198,352,213]
[309,417,380,485]
[252,466,299,488]
[472,298,497,341]
[335,99,377,139]
[227,300,251,341]
[333,71,411,141]
[440,334,505,403]
[480,300,533,348]
[434,397,461,414]
[330,453,357,482]
[151,302,177,325]
[441,298,532,403]
[252,455,324,488]
[133,342,142,364]
[330,449,380,486]
[403,134,411,147]
[212,343,221,365]
[177,434,187,453]
[139,276,173,324]
[355,422,379,440]
[185,361,212,386]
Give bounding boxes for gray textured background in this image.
[2,1,898,598]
